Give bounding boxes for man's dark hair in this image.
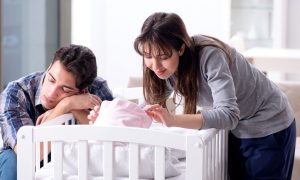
[51,44,97,90]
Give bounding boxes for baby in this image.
[89,98,152,128]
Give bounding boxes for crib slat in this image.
[224,130,228,180]
[71,118,75,125]
[216,131,221,180]
[199,144,204,179]
[212,135,216,180]
[220,130,224,180]
[129,143,139,180]
[52,141,63,180]
[154,146,165,180]
[43,141,48,165]
[203,144,208,179]
[207,141,213,179]
[103,141,114,180]
[78,141,88,180]
[35,142,41,170]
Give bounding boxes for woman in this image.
[133,12,296,179]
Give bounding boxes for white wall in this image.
[285,0,300,81]
[71,0,231,89]
[287,0,300,49]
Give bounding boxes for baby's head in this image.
[94,98,152,128]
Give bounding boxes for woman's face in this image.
[143,44,182,79]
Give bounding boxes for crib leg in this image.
[17,126,35,179]
[186,136,204,180]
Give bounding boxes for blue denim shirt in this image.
[0,71,113,151]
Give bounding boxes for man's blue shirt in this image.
[0,72,113,150]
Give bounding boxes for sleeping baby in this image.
[58,98,181,179]
[91,97,152,128]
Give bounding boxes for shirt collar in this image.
[35,72,46,107]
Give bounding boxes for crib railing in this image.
[17,87,228,179]
[34,113,76,170]
[185,128,228,180]
[17,125,227,180]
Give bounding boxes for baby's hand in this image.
[87,105,100,123]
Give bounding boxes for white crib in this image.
[17,87,228,180]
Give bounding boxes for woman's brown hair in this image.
[134,12,232,114]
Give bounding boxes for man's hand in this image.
[13,145,17,154]
[36,110,53,125]
[61,93,102,112]
[36,93,102,125]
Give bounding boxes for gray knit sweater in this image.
[171,35,294,138]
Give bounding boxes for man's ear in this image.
[179,44,185,56]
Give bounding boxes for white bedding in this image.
[36,160,186,180]
[36,145,186,180]
[35,124,193,180]
[65,142,180,178]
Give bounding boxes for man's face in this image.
[40,60,80,109]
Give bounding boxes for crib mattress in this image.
[35,159,186,180]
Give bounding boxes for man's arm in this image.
[1,82,36,153]
[71,110,91,124]
[37,93,101,125]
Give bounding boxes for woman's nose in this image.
[152,58,161,70]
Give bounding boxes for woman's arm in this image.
[144,104,203,129]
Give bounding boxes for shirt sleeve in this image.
[199,47,240,130]
[89,77,114,101]
[0,82,35,150]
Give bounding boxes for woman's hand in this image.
[143,104,175,127]
[87,105,100,124]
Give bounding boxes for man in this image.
[0,44,113,179]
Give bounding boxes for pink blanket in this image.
[94,98,152,128]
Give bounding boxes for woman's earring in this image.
[179,44,185,56]
[179,50,183,56]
